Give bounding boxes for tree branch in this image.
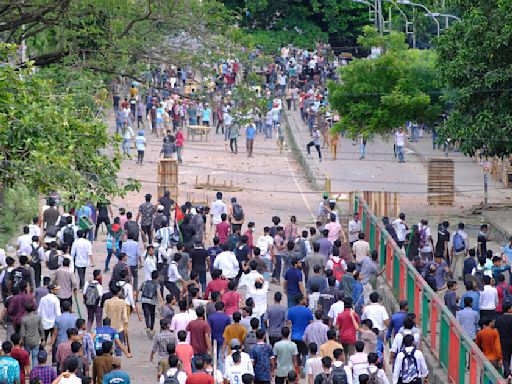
[119,0,152,38]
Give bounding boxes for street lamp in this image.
[424,12,461,22]
[353,0,387,35]
[383,0,416,48]
[396,0,440,37]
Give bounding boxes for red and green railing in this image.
[355,192,506,384]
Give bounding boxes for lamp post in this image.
[353,0,386,36]
[396,0,441,37]
[383,0,416,48]
[424,12,461,22]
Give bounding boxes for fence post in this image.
[448,319,460,383]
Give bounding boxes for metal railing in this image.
[354,192,506,384]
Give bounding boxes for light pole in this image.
[383,0,416,48]
[424,12,461,22]
[353,0,386,36]
[396,0,441,37]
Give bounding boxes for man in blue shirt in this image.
[207,301,231,372]
[121,234,141,294]
[102,361,130,384]
[286,294,313,373]
[284,258,305,308]
[0,341,20,384]
[460,283,481,312]
[386,300,409,341]
[49,300,77,352]
[246,123,256,158]
[92,318,131,358]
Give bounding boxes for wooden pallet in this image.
[157,159,178,201]
[428,158,454,206]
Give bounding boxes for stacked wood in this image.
[427,158,454,206]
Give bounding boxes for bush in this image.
[0,185,38,248]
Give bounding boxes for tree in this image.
[328,27,444,137]
[436,0,512,157]
[0,43,138,205]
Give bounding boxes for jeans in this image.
[263,258,272,281]
[116,122,123,134]
[230,138,238,153]
[224,125,231,141]
[410,126,418,142]
[25,345,39,368]
[307,142,322,159]
[177,146,183,163]
[122,139,131,156]
[272,255,282,281]
[164,281,181,300]
[86,306,103,332]
[31,262,41,288]
[265,124,272,139]
[246,139,254,156]
[198,271,207,293]
[288,293,301,308]
[105,248,116,271]
[137,150,144,164]
[130,265,139,291]
[141,224,153,244]
[142,302,156,330]
[76,267,86,290]
[396,145,404,162]
[359,143,366,158]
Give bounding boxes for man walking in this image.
[71,230,94,290]
[137,194,156,245]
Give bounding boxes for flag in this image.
[173,203,185,242]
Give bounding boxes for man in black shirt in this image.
[435,221,450,262]
[477,224,489,257]
[189,241,209,293]
[158,191,174,221]
[124,212,139,242]
[495,302,512,377]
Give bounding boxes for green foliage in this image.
[0,185,38,248]
[436,0,512,157]
[0,43,139,206]
[242,27,327,52]
[329,29,443,137]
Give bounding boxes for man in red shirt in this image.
[7,280,36,332]
[335,297,360,360]
[10,333,29,383]
[244,222,255,251]
[221,280,242,316]
[203,269,228,300]
[215,214,230,245]
[186,307,211,358]
[185,357,214,384]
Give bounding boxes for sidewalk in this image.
[285,108,512,246]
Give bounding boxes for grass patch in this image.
[0,185,38,248]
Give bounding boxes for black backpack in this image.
[84,282,101,307]
[63,226,75,246]
[330,364,348,384]
[232,203,244,221]
[47,250,60,270]
[141,281,157,300]
[30,245,41,264]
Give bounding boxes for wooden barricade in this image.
[427,158,454,206]
[157,159,178,201]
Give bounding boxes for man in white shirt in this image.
[213,244,239,279]
[418,219,434,263]
[210,191,227,229]
[71,230,94,290]
[37,283,62,340]
[327,292,345,327]
[361,292,389,337]
[479,275,498,319]
[395,128,406,163]
[348,213,362,248]
[16,226,32,255]
[166,254,185,300]
[392,213,408,249]
[389,317,421,366]
[159,355,187,384]
[238,259,263,290]
[256,227,274,279]
[352,233,370,264]
[28,217,42,238]
[392,335,429,384]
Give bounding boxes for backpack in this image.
[330,257,344,281]
[295,238,307,260]
[330,364,348,384]
[45,224,59,238]
[400,348,419,383]
[84,282,100,307]
[141,280,157,300]
[162,369,180,384]
[232,203,244,221]
[30,245,41,264]
[63,226,75,246]
[367,368,379,384]
[244,330,258,352]
[11,267,26,289]
[473,268,485,284]
[47,250,60,270]
[499,284,512,305]
[453,232,465,253]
